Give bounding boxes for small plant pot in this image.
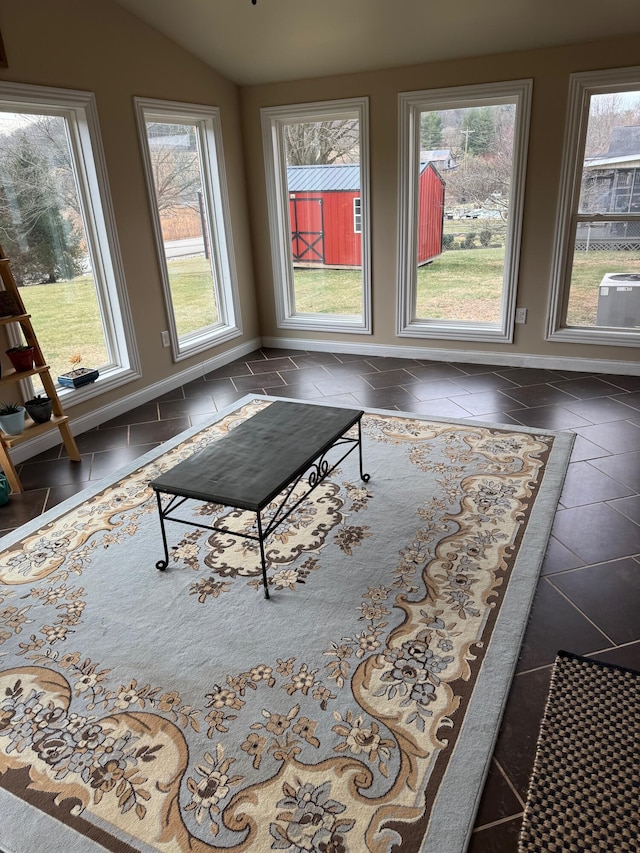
[0,407,26,436]
[58,368,100,388]
[25,398,53,424]
[0,472,9,505]
[6,347,35,372]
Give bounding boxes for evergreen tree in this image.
[461,107,496,156]
[0,132,84,284]
[420,111,443,150]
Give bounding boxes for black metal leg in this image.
[151,414,367,593]
[257,512,270,599]
[358,418,370,483]
[155,490,170,571]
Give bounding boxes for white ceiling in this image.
[114,0,640,86]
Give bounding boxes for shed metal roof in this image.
[287,161,433,192]
[287,163,360,192]
[421,149,453,161]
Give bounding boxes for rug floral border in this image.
[0,398,570,853]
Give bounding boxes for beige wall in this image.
[0,0,260,419]
[1,0,639,430]
[241,34,640,367]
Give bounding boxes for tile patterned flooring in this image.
[2,346,639,850]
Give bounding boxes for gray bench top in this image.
[150,401,363,512]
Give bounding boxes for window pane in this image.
[415,104,515,324]
[568,90,640,330]
[283,115,363,318]
[568,220,640,328]
[0,112,110,382]
[145,121,219,338]
[137,100,240,358]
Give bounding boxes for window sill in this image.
[279,314,371,335]
[57,364,142,408]
[398,318,512,344]
[173,324,243,361]
[546,326,640,348]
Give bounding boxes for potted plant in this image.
[6,345,35,372]
[58,353,99,389]
[24,393,53,424]
[0,471,9,505]
[0,402,26,436]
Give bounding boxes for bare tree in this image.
[283,119,360,166]
[0,115,82,232]
[584,93,640,157]
[443,108,515,224]
[146,123,202,215]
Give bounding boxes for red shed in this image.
[417,162,445,266]
[287,162,444,268]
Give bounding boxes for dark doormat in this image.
[519,650,640,852]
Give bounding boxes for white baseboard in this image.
[262,335,640,377]
[11,333,639,464]
[9,337,262,464]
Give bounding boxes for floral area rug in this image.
[0,396,573,853]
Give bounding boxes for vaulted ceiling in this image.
[114,0,640,86]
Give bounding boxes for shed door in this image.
[290,197,325,263]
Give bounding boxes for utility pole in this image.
[460,128,475,215]
[461,129,475,173]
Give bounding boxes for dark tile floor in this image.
[2,346,639,849]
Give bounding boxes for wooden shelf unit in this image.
[0,246,80,494]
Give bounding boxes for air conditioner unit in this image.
[596,273,640,328]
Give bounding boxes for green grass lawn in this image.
[292,268,363,315]
[416,248,505,322]
[15,250,639,389]
[293,247,640,326]
[166,256,219,334]
[292,248,507,323]
[17,256,219,384]
[567,250,640,325]
[18,276,109,386]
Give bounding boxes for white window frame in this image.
[397,80,532,343]
[353,197,362,234]
[261,98,371,334]
[547,66,640,347]
[134,98,242,360]
[0,82,140,401]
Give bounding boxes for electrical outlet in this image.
[161,330,170,348]
[515,308,527,324]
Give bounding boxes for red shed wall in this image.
[289,191,361,266]
[418,165,444,264]
[290,172,442,268]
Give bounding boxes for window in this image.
[398,80,532,342]
[353,198,362,234]
[261,98,371,333]
[548,67,640,345]
[0,82,138,395]
[135,98,241,359]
